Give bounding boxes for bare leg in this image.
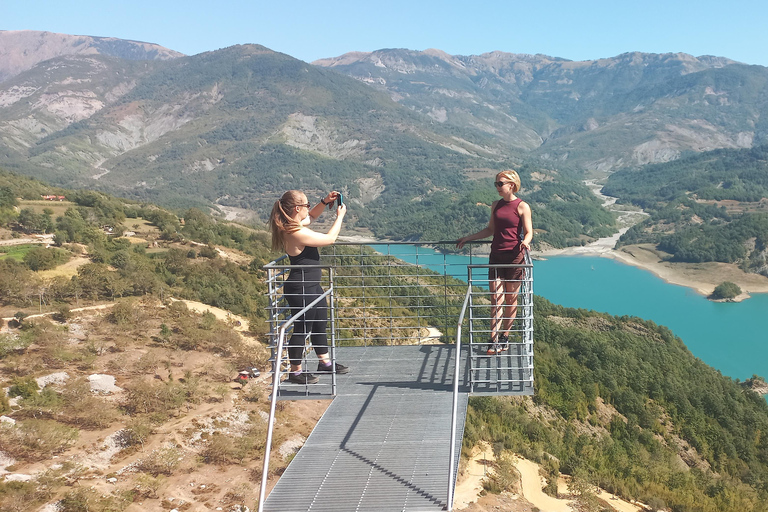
[500,280,522,337]
[490,276,505,340]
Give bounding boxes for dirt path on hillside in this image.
[453,447,643,512]
[172,299,251,333]
[514,457,575,512]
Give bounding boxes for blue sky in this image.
[4,0,768,66]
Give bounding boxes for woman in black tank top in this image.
[456,170,533,355]
[269,190,348,385]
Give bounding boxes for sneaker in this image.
[487,336,508,355]
[480,336,495,354]
[316,362,349,374]
[287,372,319,385]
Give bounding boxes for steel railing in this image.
[260,241,533,512]
[257,282,335,510]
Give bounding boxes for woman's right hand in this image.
[336,203,347,218]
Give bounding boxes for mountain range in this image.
[315,49,767,171]
[1,30,768,242]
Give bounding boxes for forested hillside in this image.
[0,170,275,325]
[604,145,768,274]
[467,297,768,512]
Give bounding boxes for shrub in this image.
[134,447,181,476]
[0,419,78,461]
[61,378,118,429]
[52,306,73,323]
[108,300,142,326]
[134,473,164,499]
[8,376,39,399]
[22,247,69,271]
[485,451,519,494]
[117,417,153,449]
[122,380,187,416]
[711,281,741,300]
[198,245,218,258]
[201,433,237,464]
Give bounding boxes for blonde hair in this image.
[269,190,306,251]
[497,170,521,193]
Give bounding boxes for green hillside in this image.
[604,145,768,273]
[468,298,768,512]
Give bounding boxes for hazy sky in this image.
[4,0,768,66]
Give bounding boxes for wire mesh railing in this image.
[263,240,534,394]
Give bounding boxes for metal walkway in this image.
[263,345,469,512]
[260,241,535,511]
[263,343,534,511]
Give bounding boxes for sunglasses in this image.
[494,181,511,187]
[296,203,311,208]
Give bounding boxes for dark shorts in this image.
[489,250,524,281]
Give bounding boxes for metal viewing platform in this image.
[260,241,534,511]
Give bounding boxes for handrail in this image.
[257,286,334,512]
[260,242,533,511]
[447,286,472,511]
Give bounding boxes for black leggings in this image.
[284,281,329,366]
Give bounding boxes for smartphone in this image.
[336,193,343,208]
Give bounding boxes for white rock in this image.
[36,372,69,388]
[87,374,122,394]
[4,473,32,482]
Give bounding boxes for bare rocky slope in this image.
[0,30,184,83]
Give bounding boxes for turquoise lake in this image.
[371,245,768,382]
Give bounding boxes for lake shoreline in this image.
[339,234,768,302]
[535,243,768,302]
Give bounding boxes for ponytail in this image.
[269,191,304,251]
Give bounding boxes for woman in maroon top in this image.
[456,170,533,354]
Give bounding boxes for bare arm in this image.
[518,201,533,251]
[286,204,347,251]
[456,201,496,249]
[306,191,341,223]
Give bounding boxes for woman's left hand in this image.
[325,191,340,204]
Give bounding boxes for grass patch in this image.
[0,244,39,262]
[17,200,75,217]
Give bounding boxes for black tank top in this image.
[287,246,322,283]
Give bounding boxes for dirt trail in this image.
[454,447,643,512]
[172,299,250,333]
[514,457,575,512]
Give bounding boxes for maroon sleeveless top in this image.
[491,198,524,252]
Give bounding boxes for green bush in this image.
[22,247,69,271]
[711,281,742,300]
[8,376,39,399]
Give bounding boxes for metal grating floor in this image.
[264,345,469,512]
[468,343,534,396]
